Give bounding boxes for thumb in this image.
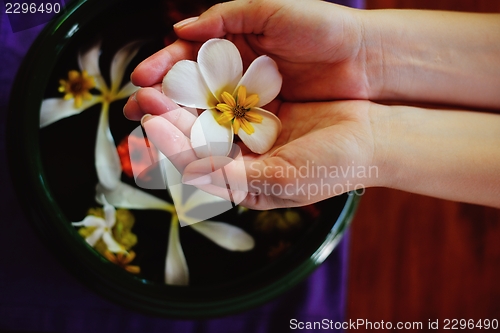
[173,0,278,41]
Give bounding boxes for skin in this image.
[124,0,500,209]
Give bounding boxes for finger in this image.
[135,87,197,136]
[141,115,198,172]
[123,85,162,121]
[173,0,279,42]
[123,92,142,121]
[130,39,200,87]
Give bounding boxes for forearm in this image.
[371,103,500,208]
[359,10,500,109]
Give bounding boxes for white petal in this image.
[102,231,125,253]
[102,197,116,228]
[162,60,216,109]
[72,215,106,228]
[96,181,173,211]
[161,157,229,227]
[176,215,201,227]
[79,40,101,76]
[161,154,181,188]
[110,41,142,94]
[165,219,189,285]
[190,221,255,251]
[78,40,104,91]
[160,157,183,209]
[177,188,233,227]
[85,228,105,247]
[238,108,282,154]
[190,109,233,158]
[198,39,242,100]
[184,188,228,212]
[39,98,99,128]
[95,106,122,190]
[236,55,282,107]
[116,81,140,100]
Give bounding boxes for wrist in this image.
[354,10,387,101]
[357,10,500,108]
[368,102,500,208]
[367,102,407,190]
[357,9,426,102]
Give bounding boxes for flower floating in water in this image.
[163,38,282,157]
[72,195,127,254]
[40,40,142,190]
[97,155,254,285]
[40,40,141,126]
[77,204,138,256]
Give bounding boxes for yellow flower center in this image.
[215,86,263,135]
[58,70,96,108]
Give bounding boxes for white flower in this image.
[162,38,282,158]
[40,40,142,190]
[97,157,254,286]
[72,195,125,253]
[40,40,141,126]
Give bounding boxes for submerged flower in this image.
[40,40,142,190]
[40,40,141,127]
[79,205,137,255]
[58,70,96,108]
[72,195,125,253]
[163,38,282,157]
[97,155,254,286]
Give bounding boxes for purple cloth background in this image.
[0,0,363,332]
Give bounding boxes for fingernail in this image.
[173,16,199,29]
[182,173,212,186]
[141,113,152,125]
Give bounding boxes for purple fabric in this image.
[0,1,362,332]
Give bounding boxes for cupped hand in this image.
[129,0,369,105]
[126,88,380,210]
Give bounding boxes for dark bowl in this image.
[7,0,361,318]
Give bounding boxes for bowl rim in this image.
[7,0,361,318]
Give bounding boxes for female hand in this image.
[129,0,370,105]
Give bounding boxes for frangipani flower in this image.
[97,158,254,286]
[162,38,282,157]
[40,40,142,190]
[40,40,141,126]
[72,195,125,253]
